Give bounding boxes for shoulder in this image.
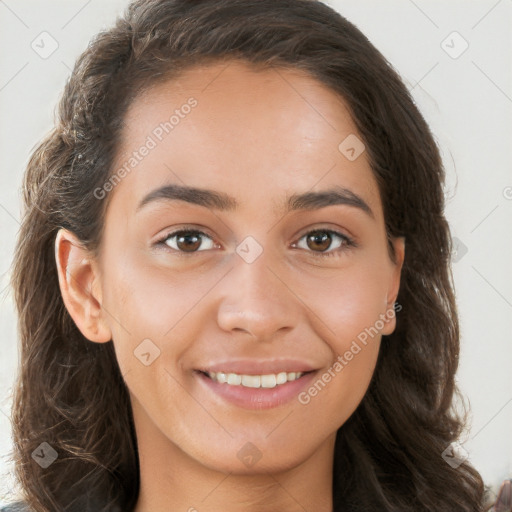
[0,503,31,512]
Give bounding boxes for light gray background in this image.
[1,0,511,506]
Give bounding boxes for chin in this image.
[182,431,326,476]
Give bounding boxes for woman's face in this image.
[84,61,403,474]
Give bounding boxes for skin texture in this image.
[55,61,404,512]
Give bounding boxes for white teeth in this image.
[206,370,304,388]
[261,374,276,388]
[276,372,287,385]
[241,375,260,388]
[227,373,241,385]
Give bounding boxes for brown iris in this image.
[306,230,332,252]
[175,232,202,252]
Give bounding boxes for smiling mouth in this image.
[195,368,317,410]
[202,370,307,389]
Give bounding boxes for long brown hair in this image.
[10,0,487,510]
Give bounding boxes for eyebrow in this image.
[137,183,373,217]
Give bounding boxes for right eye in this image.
[157,229,217,253]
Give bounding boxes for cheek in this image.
[100,253,207,427]
[300,258,391,349]
[101,248,226,371]
[292,260,390,414]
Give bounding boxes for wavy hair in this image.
[10,0,487,510]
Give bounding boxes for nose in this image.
[216,247,301,341]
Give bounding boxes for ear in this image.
[54,228,112,343]
[381,236,405,336]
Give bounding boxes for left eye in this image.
[293,229,354,256]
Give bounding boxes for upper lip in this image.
[196,359,318,375]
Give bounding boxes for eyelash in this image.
[156,227,356,258]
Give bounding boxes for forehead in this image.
[109,60,382,220]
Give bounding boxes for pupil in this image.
[178,233,201,252]
[308,231,331,252]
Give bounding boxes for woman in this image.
[6,0,487,510]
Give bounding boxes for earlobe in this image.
[54,228,112,343]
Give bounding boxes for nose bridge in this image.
[216,241,298,339]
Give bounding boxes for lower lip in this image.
[195,371,318,410]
